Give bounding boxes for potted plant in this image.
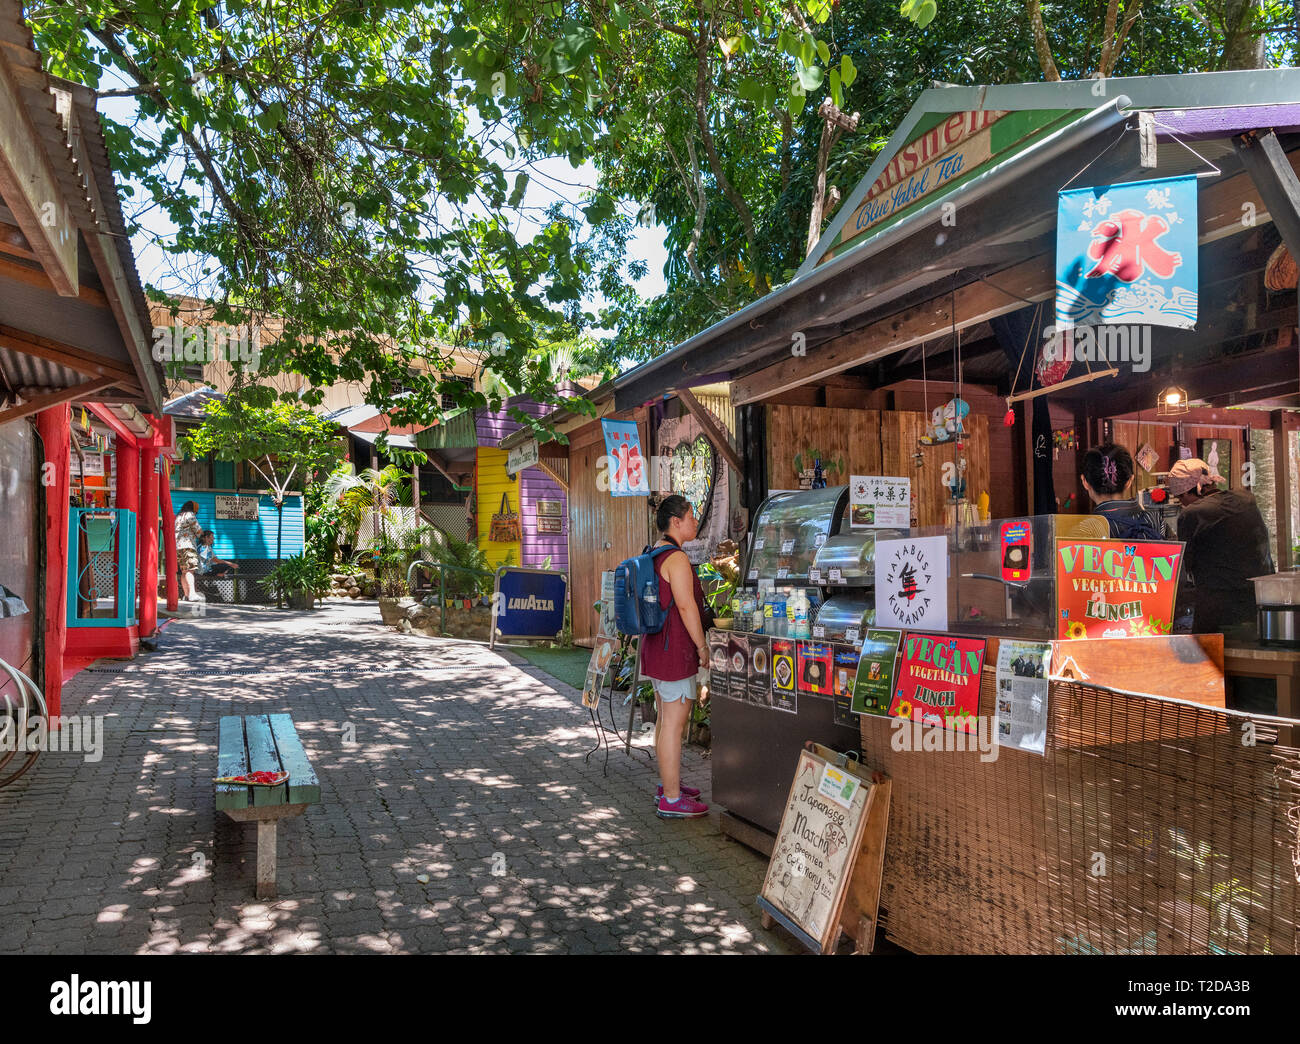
[266,554,330,611]
[636,681,657,724]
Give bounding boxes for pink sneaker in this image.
[654,783,701,805]
[656,793,709,819]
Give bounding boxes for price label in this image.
[815,533,827,547]
[808,567,822,584]
[754,538,765,551]
[776,567,789,579]
[780,539,795,554]
[828,567,843,584]
[845,627,861,644]
[812,625,826,639]
[747,569,758,580]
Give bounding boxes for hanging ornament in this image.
[1003,399,1016,427]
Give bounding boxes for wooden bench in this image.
[216,714,320,898]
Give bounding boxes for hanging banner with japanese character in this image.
[600,419,649,496]
[1056,175,1198,330]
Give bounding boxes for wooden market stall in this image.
[595,69,1300,953]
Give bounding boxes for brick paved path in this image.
[0,602,795,954]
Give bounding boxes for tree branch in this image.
[1025,0,1062,81]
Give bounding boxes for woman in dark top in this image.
[1078,443,1165,540]
[641,495,711,819]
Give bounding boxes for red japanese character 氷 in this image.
[1084,208,1182,283]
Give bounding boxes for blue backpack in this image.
[613,544,678,636]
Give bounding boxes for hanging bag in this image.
[489,492,521,542]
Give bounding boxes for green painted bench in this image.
[216,714,321,899]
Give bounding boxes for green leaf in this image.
[829,68,842,108]
[796,62,823,92]
[788,84,806,116]
[840,53,857,88]
[815,40,831,65]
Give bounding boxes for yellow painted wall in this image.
[476,447,521,569]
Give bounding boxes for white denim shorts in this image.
[651,676,697,704]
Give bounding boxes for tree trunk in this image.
[1025,0,1062,81]
[277,499,284,562]
[1220,0,1267,68]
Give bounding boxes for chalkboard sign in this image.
[759,743,891,954]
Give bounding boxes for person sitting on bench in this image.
[198,530,238,577]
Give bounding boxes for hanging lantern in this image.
[1156,384,1190,416]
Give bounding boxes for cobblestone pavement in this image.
[0,602,796,954]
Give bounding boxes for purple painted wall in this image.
[477,397,568,572]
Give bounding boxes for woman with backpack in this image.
[1076,443,1166,541]
[641,494,712,820]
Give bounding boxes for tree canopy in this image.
[29,1,1298,401]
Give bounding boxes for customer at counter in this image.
[1075,443,1166,540]
[1169,458,1273,638]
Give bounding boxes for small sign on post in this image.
[490,566,567,649]
[507,438,539,476]
[214,494,259,521]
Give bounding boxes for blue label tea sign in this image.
[494,567,568,641]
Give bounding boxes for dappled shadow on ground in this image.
[0,603,791,954]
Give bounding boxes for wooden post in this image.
[256,819,278,899]
[35,404,70,718]
[159,458,178,612]
[138,442,159,637]
[1274,411,1294,570]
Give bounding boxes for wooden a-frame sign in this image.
[758,741,891,955]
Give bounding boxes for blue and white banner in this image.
[1056,175,1197,330]
[600,419,649,497]
[493,567,567,643]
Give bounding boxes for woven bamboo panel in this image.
[859,642,1300,954]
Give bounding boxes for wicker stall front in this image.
[859,641,1300,955]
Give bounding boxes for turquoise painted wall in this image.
[169,490,304,559]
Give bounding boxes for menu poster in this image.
[581,669,602,709]
[770,637,798,714]
[797,641,833,696]
[708,630,732,701]
[851,629,903,717]
[730,633,757,706]
[995,640,1051,756]
[892,633,987,732]
[1054,538,1183,640]
[748,634,774,708]
[875,536,948,631]
[850,475,911,529]
[1000,519,1032,584]
[762,749,872,949]
[831,644,860,727]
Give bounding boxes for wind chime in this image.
[916,280,970,505]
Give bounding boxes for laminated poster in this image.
[892,632,986,732]
[747,634,774,708]
[770,637,798,714]
[851,629,903,717]
[831,644,860,727]
[797,641,833,696]
[849,475,910,529]
[708,630,732,701]
[994,640,1051,756]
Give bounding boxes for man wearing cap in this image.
[1169,458,1272,638]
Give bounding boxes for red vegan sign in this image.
[892,633,987,732]
[1054,538,1183,640]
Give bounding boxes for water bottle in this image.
[642,580,658,622]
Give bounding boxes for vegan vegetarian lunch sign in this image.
[1055,539,1183,639]
[892,633,986,731]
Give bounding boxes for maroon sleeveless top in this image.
[639,543,707,683]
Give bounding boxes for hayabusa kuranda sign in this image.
[1056,175,1198,330]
